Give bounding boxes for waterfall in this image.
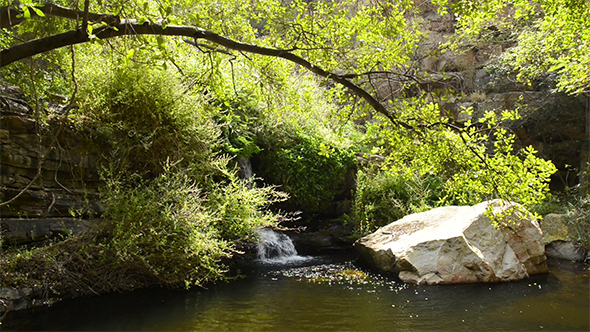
[256,229,310,264]
[238,156,253,180]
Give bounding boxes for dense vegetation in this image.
[0,0,588,294]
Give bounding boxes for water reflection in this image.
[2,257,588,331]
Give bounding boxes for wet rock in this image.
[289,223,354,254]
[354,200,548,284]
[0,288,21,301]
[545,241,586,262]
[0,287,39,312]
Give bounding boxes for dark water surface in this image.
[2,256,589,331]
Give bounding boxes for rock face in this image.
[1,86,102,245]
[1,217,94,244]
[540,213,587,262]
[288,223,355,254]
[354,200,548,284]
[412,2,587,191]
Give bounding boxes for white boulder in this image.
[354,200,548,284]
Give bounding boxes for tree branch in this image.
[183,38,232,55]
[1,19,410,128]
[81,0,90,33]
[0,4,119,29]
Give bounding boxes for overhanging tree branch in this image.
[0,4,119,29]
[0,11,410,127]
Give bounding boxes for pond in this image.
[2,254,588,331]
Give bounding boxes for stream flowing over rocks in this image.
[354,200,548,285]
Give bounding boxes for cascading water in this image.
[238,156,253,180]
[256,228,310,264]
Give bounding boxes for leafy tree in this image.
[432,0,590,95]
[0,0,573,288]
[1,0,562,211]
[0,0,420,125]
[431,0,589,198]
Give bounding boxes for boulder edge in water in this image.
[354,200,548,284]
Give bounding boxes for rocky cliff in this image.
[1,86,102,245]
[412,1,588,191]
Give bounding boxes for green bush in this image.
[101,170,230,287]
[209,94,262,159]
[76,59,220,180]
[196,64,360,215]
[256,133,355,212]
[101,166,284,288]
[0,165,285,291]
[352,169,445,235]
[0,57,289,292]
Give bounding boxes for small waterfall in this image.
[256,229,310,264]
[238,156,253,180]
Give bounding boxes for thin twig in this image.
[183,39,231,55]
[44,192,56,217]
[229,57,239,97]
[0,299,8,323]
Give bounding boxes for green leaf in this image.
[156,36,166,50]
[31,7,45,17]
[22,6,30,19]
[126,49,135,60]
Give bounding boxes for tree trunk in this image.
[581,93,590,195]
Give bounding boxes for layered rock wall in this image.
[0,87,102,245]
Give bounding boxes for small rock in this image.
[0,287,22,301]
[540,213,588,262]
[545,241,586,262]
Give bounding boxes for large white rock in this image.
[354,200,548,284]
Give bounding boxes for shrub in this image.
[101,166,284,288]
[256,133,356,212]
[352,169,445,235]
[76,59,220,180]
[101,170,231,288]
[0,165,286,292]
[0,56,291,292]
